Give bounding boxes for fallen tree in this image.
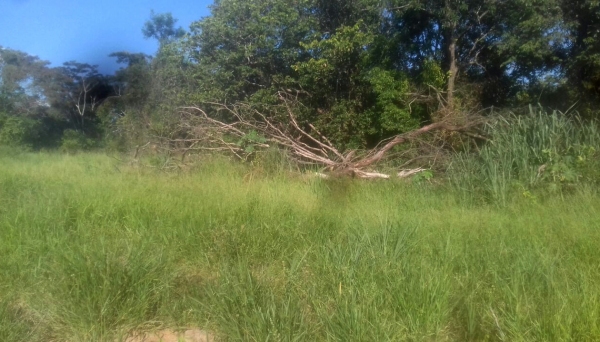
[170,91,487,178]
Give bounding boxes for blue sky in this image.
[0,0,213,74]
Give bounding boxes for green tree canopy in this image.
[142,11,186,45]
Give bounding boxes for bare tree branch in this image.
[170,95,487,178]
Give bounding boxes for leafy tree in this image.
[1,47,118,148]
[293,22,419,147]
[108,52,152,105]
[142,11,186,45]
[98,52,153,146]
[561,0,600,115]
[0,115,42,148]
[184,0,422,148]
[109,52,152,68]
[0,47,50,116]
[386,0,565,112]
[315,0,380,32]
[4,0,592,154]
[40,62,114,131]
[104,42,196,149]
[186,0,317,103]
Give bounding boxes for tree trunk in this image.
[447,33,458,115]
[442,0,459,118]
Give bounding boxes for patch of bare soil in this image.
[124,329,214,342]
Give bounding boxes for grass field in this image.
[1,150,600,341]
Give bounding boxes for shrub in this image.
[0,115,42,149]
[60,129,96,153]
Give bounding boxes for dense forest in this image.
[1,0,600,176]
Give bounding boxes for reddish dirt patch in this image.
[124,329,214,342]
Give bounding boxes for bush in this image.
[0,114,42,149]
[60,129,96,153]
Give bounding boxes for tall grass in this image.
[450,105,600,205]
[1,150,600,341]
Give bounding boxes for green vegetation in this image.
[450,106,600,205]
[2,0,600,153]
[1,151,599,341]
[3,2,600,341]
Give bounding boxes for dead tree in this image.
[173,91,486,178]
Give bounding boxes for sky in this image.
[0,0,213,74]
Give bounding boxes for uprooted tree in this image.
[168,91,486,178]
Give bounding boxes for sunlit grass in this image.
[1,150,600,341]
[450,107,600,205]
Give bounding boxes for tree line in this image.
[1,0,600,154]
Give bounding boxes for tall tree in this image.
[37,62,114,131]
[109,52,152,104]
[185,0,421,147]
[561,0,600,112]
[186,0,317,103]
[142,11,186,45]
[387,0,565,113]
[0,47,50,116]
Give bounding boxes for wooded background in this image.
[1,0,599,162]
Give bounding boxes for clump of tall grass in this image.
[450,105,600,204]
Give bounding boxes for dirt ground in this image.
[124,329,214,342]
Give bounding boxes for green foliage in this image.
[7,0,600,153]
[293,22,374,104]
[109,52,152,107]
[187,0,315,102]
[60,129,96,153]
[142,11,185,44]
[51,61,115,131]
[559,0,600,113]
[1,47,115,151]
[292,23,421,146]
[412,169,434,184]
[0,48,51,117]
[450,106,600,204]
[366,68,418,133]
[0,115,41,149]
[420,59,446,90]
[312,99,376,149]
[236,130,267,154]
[89,0,600,154]
[294,22,374,78]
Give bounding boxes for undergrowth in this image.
[450,106,600,205]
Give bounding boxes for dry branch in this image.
[172,94,486,178]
